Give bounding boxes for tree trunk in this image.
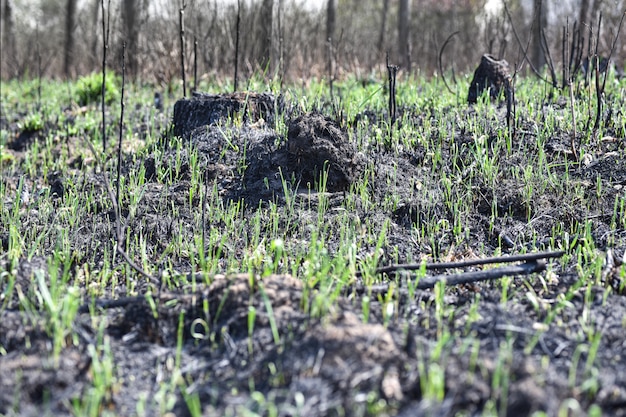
[579,0,592,26]
[398,0,410,70]
[90,0,99,69]
[326,0,336,43]
[2,0,16,77]
[63,0,77,78]
[378,0,389,54]
[326,0,336,76]
[531,0,546,70]
[258,0,273,71]
[578,0,593,54]
[256,0,273,72]
[271,0,281,76]
[122,0,139,78]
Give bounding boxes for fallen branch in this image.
[355,250,564,277]
[377,260,544,293]
[78,295,146,314]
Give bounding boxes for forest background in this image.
[1,0,625,86]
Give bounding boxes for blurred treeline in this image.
[1,0,624,84]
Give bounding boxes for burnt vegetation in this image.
[2,1,626,416]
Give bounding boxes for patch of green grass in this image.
[75,72,120,106]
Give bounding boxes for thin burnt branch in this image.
[540,27,558,87]
[356,250,565,278]
[386,53,398,148]
[84,138,159,285]
[438,31,459,95]
[234,0,241,92]
[503,1,551,85]
[359,260,546,295]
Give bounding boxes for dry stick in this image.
[327,37,334,103]
[595,10,626,132]
[569,22,585,79]
[79,295,145,313]
[568,21,577,76]
[355,250,565,278]
[36,24,42,110]
[585,20,593,86]
[593,54,602,133]
[360,261,546,295]
[202,172,208,264]
[540,27,558,88]
[386,53,398,145]
[116,42,126,215]
[179,0,187,98]
[234,0,241,92]
[85,137,158,285]
[101,0,111,153]
[438,31,459,96]
[565,22,580,160]
[193,35,198,93]
[503,1,550,86]
[79,282,212,314]
[562,23,567,89]
[331,29,344,121]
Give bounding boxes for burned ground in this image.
[1,82,626,416]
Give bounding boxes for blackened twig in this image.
[386,53,398,143]
[179,0,187,97]
[438,31,459,95]
[503,1,551,85]
[101,0,111,153]
[234,0,241,92]
[594,11,625,132]
[78,295,145,314]
[193,35,198,93]
[358,260,546,295]
[356,250,564,277]
[116,41,126,217]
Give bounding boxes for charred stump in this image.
[467,55,513,104]
[173,91,281,138]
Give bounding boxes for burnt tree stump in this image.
[173,91,281,138]
[467,55,513,105]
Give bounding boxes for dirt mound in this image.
[83,274,415,415]
[242,112,366,202]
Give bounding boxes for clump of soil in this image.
[286,112,365,191]
[242,112,366,201]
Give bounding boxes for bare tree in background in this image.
[271,0,282,76]
[258,0,273,71]
[326,0,336,75]
[122,0,139,78]
[578,0,593,53]
[326,0,336,43]
[398,0,410,70]
[2,0,16,77]
[378,0,389,54]
[579,0,593,25]
[63,0,77,77]
[90,0,100,68]
[531,0,547,70]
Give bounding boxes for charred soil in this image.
[2,81,626,416]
